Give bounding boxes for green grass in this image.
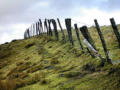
[0,25,120,90]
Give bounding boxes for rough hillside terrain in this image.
[0,25,120,90]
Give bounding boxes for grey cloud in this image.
[49,0,120,12]
[49,0,99,10]
[0,0,40,25]
[101,0,120,11]
[0,0,119,25]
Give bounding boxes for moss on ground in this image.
[0,25,120,90]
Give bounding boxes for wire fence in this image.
[24,17,120,65]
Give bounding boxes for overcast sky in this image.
[0,0,120,44]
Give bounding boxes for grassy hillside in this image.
[0,25,120,90]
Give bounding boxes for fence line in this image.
[24,17,120,65]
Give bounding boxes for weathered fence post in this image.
[51,19,59,40]
[110,18,120,48]
[44,19,49,35]
[39,19,43,34]
[27,28,30,38]
[36,22,37,35]
[37,22,41,35]
[36,22,39,36]
[48,19,53,36]
[94,19,112,64]
[87,48,95,58]
[30,25,33,37]
[65,18,74,46]
[80,26,96,50]
[31,26,33,37]
[33,24,35,36]
[25,30,27,39]
[57,18,65,41]
[74,24,84,52]
[29,27,31,37]
[84,39,105,64]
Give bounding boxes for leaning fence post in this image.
[80,26,96,50]
[27,28,30,38]
[37,22,41,35]
[36,22,39,36]
[44,19,49,35]
[39,19,43,34]
[87,48,95,58]
[57,18,65,42]
[51,19,59,40]
[84,39,105,64]
[48,19,53,36]
[30,25,33,37]
[33,24,35,36]
[65,18,74,46]
[30,26,32,37]
[94,19,112,64]
[74,24,84,52]
[110,18,120,48]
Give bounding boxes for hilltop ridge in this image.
[0,25,120,90]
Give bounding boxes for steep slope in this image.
[0,25,120,90]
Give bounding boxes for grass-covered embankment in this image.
[0,25,120,90]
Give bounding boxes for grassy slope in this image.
[0,25,120,90]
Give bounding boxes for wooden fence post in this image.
[51,19,59,40]
[110,18,120,48]
[57,18,65,41]
[29,27,31,37]
[27,28,30,38]
[30,26,33,37]
[35,23,37,36]
[25,30,27,38]
[48,19,53,36]
[36,22,39,36]
[74,24,84,52]
[30,25,33,37]
[94,19,112,64]
[33,24,35,36]
[80,26,96,50]
[87,48,95,58]
[44,19,49,35]
[65,18,74,46]
[84,39,105,64]
[26,29,28,38]
[39,19,43,34]
[25,30,27,39]
[37,22,41,35]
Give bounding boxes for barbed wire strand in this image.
[71,19,94,27]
